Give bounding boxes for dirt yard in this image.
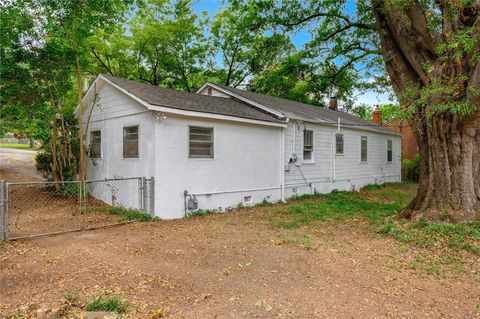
[0,148,133,238]
[1,201,479,318]
[1,149,479,318]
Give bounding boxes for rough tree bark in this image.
[373,0,480,221]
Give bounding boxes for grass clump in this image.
[62,292,80,304]
[378,218,480,254]
[269,182,479,255]
[271,189,410,229]
[108,206,151,221]
[187,208,219,217]
[84,295,129,313]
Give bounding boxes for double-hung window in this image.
[189,126,214,158]
[123,125,139,158]
[90,130,101,159]
[387,139,393,162]
[303,129,313,161]
[361,136,368,162]
[335,133,344,155]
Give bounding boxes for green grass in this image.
[377,218,480,254]
[187,208,219,217]
[0,143,39,150]
[269,183,480,255]
[108,206,152,221]
[271,187,411,228]
[62,292,80,304]
[84,295,129,313]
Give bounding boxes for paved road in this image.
[0,147,42,181]
[0,147,38,154]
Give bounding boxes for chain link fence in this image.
[0,177,154,240]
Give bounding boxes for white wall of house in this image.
[153,114,283,219]
[284,121,401,198]
[84,84,156,209]
[84,81,402,219]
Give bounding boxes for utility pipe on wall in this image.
[332,117,341,182]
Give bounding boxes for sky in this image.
[192,0,393,106]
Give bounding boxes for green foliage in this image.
[255,198,273,207]
[187,208,219,217]
[84,295,129,313]
[0,143,39,150]
[62,292,80,304]
[53,183,80,198]
[108,206,152,221]
[378,219,480,254]
[402,154,420,182]
[271,183,413,229]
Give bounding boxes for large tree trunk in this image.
[406,114,479,221]
[373,0,480,221]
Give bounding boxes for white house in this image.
[79,75,401,219]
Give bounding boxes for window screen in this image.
[123,126,139,158]
[90,130,101,158]
[361,136,368,162]
[303,129,313,161]
[335,133,344,155]
[189,126,214,158]
[387,139,393,162]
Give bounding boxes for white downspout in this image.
[280,126,286,202]
[332,118,341,181]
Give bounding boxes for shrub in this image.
[84,295,128,313]
[108,206,151,221]
[35,151,52,174]
[187,208,218,217]
[53,183,80,198]
[402,154,420,182]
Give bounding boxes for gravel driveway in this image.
[0,147,42,182]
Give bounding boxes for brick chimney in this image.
[372,106,382,125]
[329,97,338,111]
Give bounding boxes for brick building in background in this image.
[372,107,419,160]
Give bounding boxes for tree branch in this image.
[90,47,115,76]
[283,11,375,30]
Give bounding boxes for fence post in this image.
[150,177,155,217]
[140,177,145,211]
[0,180,7,241]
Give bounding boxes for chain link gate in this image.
[0,177,154,240]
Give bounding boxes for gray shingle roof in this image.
[211,83,401,136]
[103,75,284,124]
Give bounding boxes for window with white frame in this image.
[387,139,393,162]
[189,126,214,158]
[123,125,139,158]
[303,129,313,161]
[335,133,344,155]
[361,136,368,162]
[90,130,101,159]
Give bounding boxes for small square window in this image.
[189,126,214,158]
[303,129,313,161]
[123,126,139,158]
